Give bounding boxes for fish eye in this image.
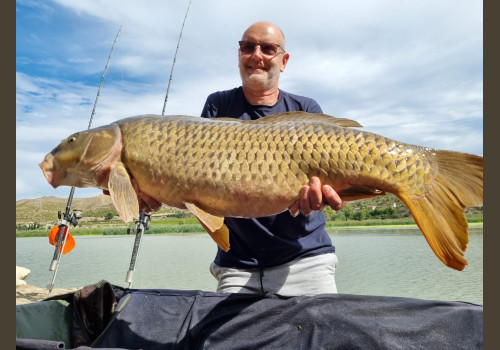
[67,135,77,143]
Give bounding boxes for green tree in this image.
[352,209,367,221]
[384,206,396,218]
[334,210,346,221]
[341,205,353,221]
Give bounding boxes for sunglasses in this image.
[238,40,285,57]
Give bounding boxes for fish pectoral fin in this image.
[185,202,230,252]
[108,163,139,223]
[184,202,224,231]
[337,186,385,201]
[199,221,230,253]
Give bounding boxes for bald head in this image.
[242,21,286,50]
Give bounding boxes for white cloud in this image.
[16,0,483,200]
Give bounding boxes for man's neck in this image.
[242,86,280,106]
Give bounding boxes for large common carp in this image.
[39,112,483,271]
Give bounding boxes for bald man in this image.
[201,22,342,296]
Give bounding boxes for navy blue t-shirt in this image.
[201,87,335,268]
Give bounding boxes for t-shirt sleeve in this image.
[305,98,323,114]
[281,90,324,114]
[200,93,219,118]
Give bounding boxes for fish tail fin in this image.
[397,150,483,271]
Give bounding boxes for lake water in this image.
[16,226,483,305]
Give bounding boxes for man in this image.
[200,21,343,296]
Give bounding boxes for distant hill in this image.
[16,193,482,226]
[16,195,116,225]
[16,195,181,226]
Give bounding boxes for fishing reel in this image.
[57,209,83,227]
[134,212,151,231]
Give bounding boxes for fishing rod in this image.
[125,0,193,289]
[47,25,123,297]
[161,0,192,115]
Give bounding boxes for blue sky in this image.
[16,0,483,201]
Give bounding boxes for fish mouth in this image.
[39,154,57,188]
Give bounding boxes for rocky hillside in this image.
[16,195,116,225]
[16,194,190,226]
[17,193,482,227]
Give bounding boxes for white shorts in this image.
[210,253,338,296]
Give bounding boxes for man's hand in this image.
[289,177,343,217]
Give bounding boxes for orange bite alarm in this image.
[48,226,75,254]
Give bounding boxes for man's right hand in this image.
[288,177,344,217]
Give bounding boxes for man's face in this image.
[238,24,289,91]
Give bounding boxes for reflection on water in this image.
[16,226,483,304]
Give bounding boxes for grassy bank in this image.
[16,214,483,238]
[326,213,483,228]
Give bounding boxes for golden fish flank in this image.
[39,112,483,271]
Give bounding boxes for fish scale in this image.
[39,112,483,270]
[116,115,430,217]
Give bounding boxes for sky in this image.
[16,0,483,201]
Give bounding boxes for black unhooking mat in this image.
[16,281,483,350]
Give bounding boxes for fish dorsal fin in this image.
[214,117,244,122]
[185,202,230,252]
[108,163,139,223]
[243,111,362,127]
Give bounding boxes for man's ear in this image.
[281,52,290,72]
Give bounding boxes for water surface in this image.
[16,226,482,304]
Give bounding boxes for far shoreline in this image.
[16,221,483,238]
